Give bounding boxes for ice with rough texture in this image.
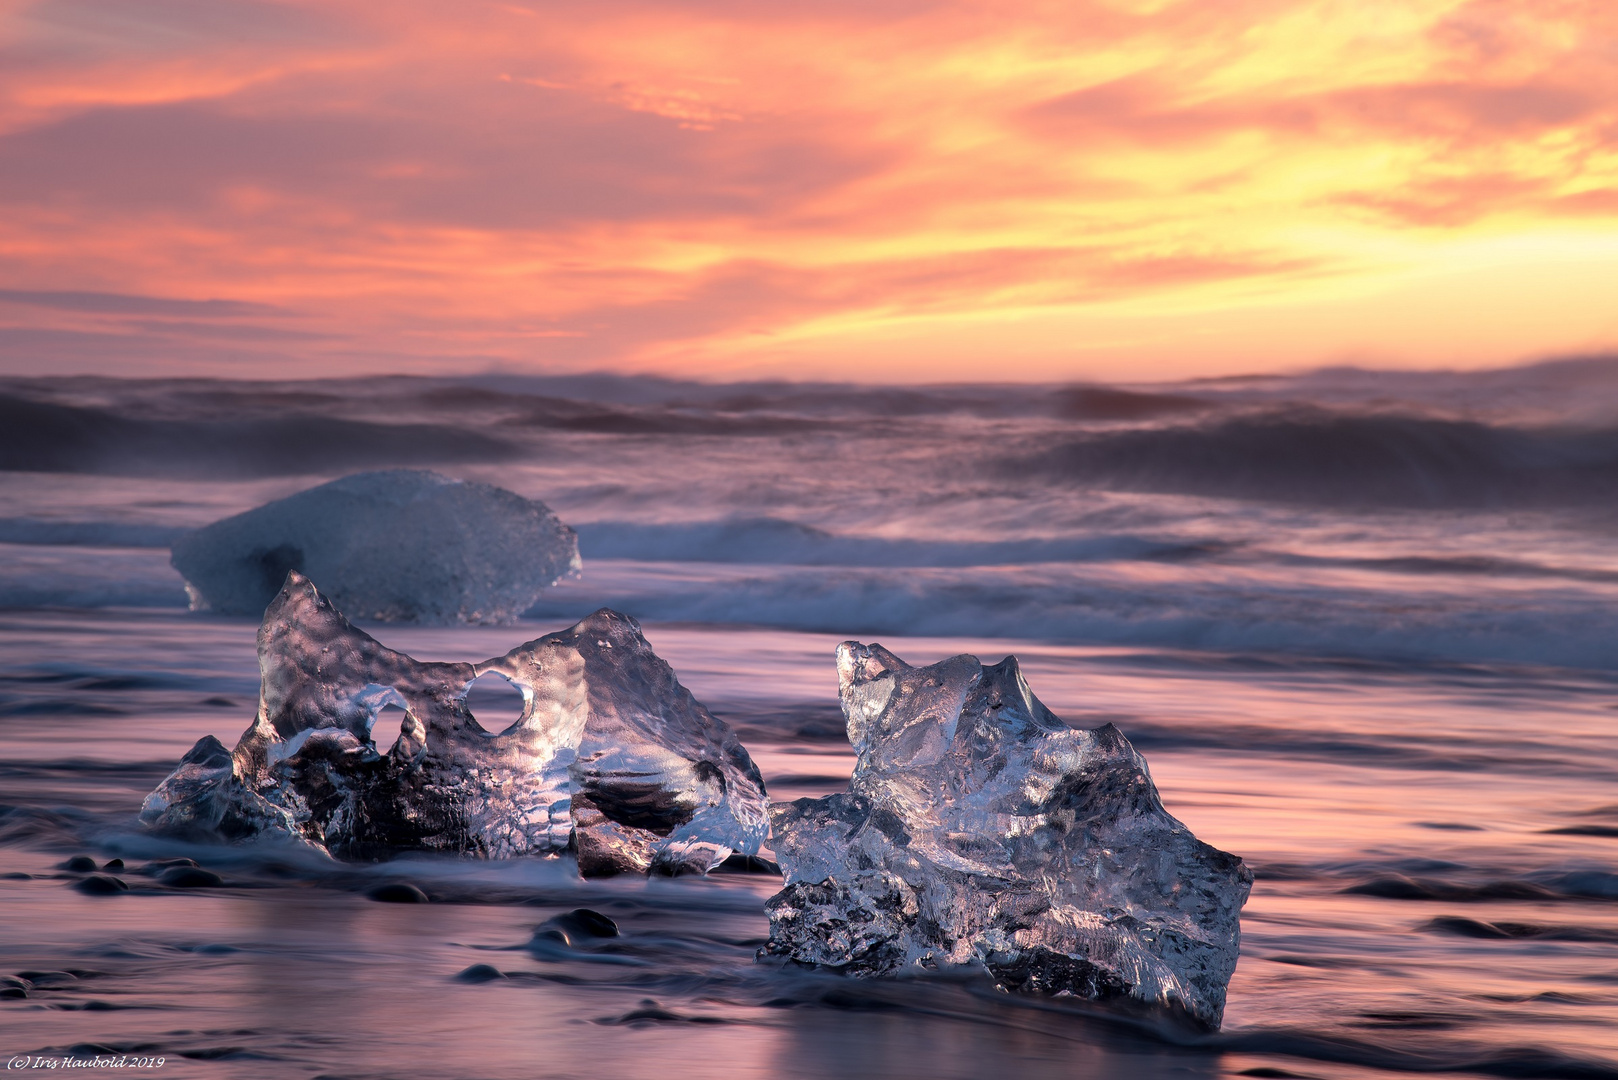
[141,572,769,875]
[764,642,1252,1028]
[170,469,580,623]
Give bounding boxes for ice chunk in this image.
[141,572,769,875]
[170,469,579,623]
[764,642,1252,1029]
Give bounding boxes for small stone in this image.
[159,866,223,888]
[73,875,129,896]
[150,858,199,872]
[367,882,429,904]
[535,908,619,946]
[454,964,508,983]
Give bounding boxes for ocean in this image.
[2,361,1617,1079]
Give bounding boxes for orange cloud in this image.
[0,0,1614,380]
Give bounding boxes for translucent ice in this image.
[141,572,769,875]
[170,469,579,623]
[764,642,1252,1028]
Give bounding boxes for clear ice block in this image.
[764,641,1252,1028]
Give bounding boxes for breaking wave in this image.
[575,518,1229,567]
[0,518,187,547]
[528,559,1618,671]
[0,393,521,478]
[1014,408,1618,507]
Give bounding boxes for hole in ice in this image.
[466,671,525,735]
[371,704,407,754]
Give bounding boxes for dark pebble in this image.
[454,964,508,983]
[159,866,224,888]
[598,1001,728,1026]
[536,908,619,946]
[368,882,429,904]
[564,908,619,937]
[103,859,124,872]
[0,987,26,1000]
[74,875,129,896]
[0,975,30,991]
[148,858,199,873]
[64,856,97,873]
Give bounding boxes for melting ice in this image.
[169,469,580,624]
[765,641,1252,1028]
[141,572,769,875]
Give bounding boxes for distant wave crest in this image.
[0,393,520,478]
[1013,408,1618,507]
[576,518,1228,567]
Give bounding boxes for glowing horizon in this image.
[1,0,1615,383]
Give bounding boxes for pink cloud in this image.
[0,0,1613,379]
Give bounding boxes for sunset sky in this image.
[1,0,1615,382]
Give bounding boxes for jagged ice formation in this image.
[764,642,1252,1028]
[141,573,769,875]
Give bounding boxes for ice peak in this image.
[768,641,1252,1028]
